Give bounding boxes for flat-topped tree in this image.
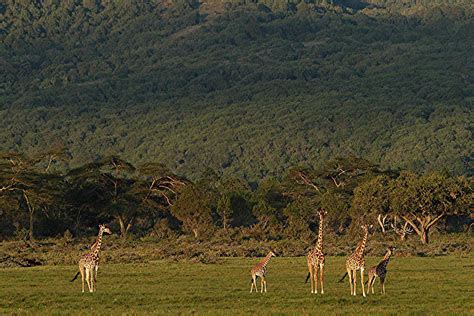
[352,172,472,244]
[0,152,63,240]
[33,143,70,173]
[389,172,472,244]
[172,184,213,238]
[288,157,381,197]
[287,157,383,231]
[133,162,189,230]
[135,162,188,208]
[351,175,393,235]
[67,156,138,237]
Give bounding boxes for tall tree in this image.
[389,172,472,244]
[0,152,62,240]
[67,156,137,237]
[171,184,213,238]
[287,157,382,231]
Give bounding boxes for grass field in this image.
[0,256,472,315]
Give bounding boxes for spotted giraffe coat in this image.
[251,251,275,278]
[307,210,327,268]
[345,225,371,271]
[368,246,395,282]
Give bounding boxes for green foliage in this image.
[1,1,473,180]
[216,193,232,229]
[172,184,214,238]
[351,171,473,243]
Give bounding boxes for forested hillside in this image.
[1,0,473,180]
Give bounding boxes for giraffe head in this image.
[318,209,328,218]
[99,224,112,235]
[269,250,277,257]
[360,224,373,234]
[387,246,396,253]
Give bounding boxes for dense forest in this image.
[1,0,473,181]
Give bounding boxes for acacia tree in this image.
[351,175,392,233]
[0,153,62,240]
[215,177,251,230]
[389,172,472,244]
[67,156,138,237]
[171,184,213,238]
[352,174,414,240]
[133,162,188,232]
[135,162,188,208]
[216,193,232,230]
[287,157,382,231]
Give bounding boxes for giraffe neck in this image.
[260,253,273,268]
[380,250,393,268]
[315,214,324,252]
[354,229,368,258]
[383,249,392,261]
[92,229,104,257]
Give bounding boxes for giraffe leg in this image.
[353,269,357,296]
[372,276,377,294]
[308,261,314,293]
[91,271,95,293]
[94,265,98,292]
[85,268,92,293]
[80,266,85,293]
[314,265,319,294]
[366,273,371,295]
[319,263,324,294]
[380,277,385,294]
[361,268,366,297]
[89,269,94,293]
[347,268,353,295]
[264,277,267,293]
[250,275,255,293]
[368,275,374,294]
[260,277,264,293]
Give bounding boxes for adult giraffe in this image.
[339,224,373,297]
[305,209,327,294]
[71,224,112,292]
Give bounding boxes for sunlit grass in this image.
[0,256,472,314]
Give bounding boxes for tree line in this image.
[0,150,471,245]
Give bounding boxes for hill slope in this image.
[1,0,473,180]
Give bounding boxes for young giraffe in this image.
[71,224,112,292]
[305,209,327,294]
[367,246,396,295]
[250,251,276,293]
[340,224,372,297]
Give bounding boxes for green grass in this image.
[0,256,472,315]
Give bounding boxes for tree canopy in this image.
[1,0,473,181]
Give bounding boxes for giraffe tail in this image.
[305,272,310,284]
[337,272,348,283]
[70,271,80,282]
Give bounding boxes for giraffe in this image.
[339,224,372,297]
[70,224,112,292]
[305,209,327,294]
[250,251,276,293]
[89,239,101,286]
[367,246,395,295]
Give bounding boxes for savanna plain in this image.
[1,256,472,315]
